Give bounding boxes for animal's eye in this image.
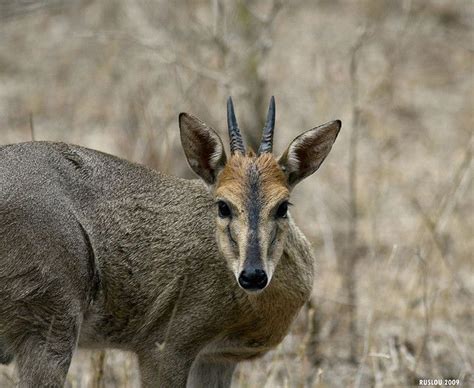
[276,201,288,219]
[217,201,231,218]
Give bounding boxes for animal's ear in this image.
[278,120,341,189]
[179,113,227,186]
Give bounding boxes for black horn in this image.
[227,97,245,155]
[258,96,275,155]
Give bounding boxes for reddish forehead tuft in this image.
[216,153,288,202]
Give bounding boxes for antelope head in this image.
[180,97,341,293]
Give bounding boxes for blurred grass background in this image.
[0,0,472,387]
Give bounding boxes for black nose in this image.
[238,268,268,291]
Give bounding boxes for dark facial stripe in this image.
[245,162,262,267]
[226,224,237,247]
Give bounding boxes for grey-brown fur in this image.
[0,140,317,387]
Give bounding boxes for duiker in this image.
[0,97,341,387]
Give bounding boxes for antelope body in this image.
[0,97,341,387]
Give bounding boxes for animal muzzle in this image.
[238,267,268,291]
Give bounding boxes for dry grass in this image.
[0,0,472,386]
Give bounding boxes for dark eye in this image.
[276,201,288,218]
[217,201,231,218]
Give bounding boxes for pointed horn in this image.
[258,96,275,155]
[227,96,245,155]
